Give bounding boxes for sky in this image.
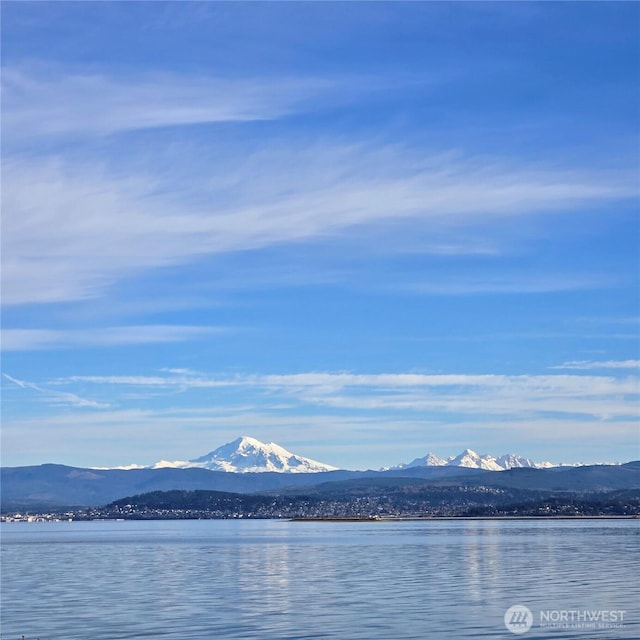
[1,1,639,470]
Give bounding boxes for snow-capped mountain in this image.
[392,452,447,470]
[152,436,338,474]
[144,437,573,474]
[495,453,554,470]
[390,448,556,472]
[448,449,505,471]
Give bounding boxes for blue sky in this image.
[2,2,638,470]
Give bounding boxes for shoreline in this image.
[289,515,640,522]
[3,514,639,524]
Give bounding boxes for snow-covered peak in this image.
[152,436,338,473]
[448,449,504,471]
[152,459,192,469]
[389,452,447,470]
[392,448,562,471]
[495,453,539,470]
[127,439,585,473]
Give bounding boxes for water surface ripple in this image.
[1,519,637,639]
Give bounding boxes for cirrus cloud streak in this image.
[56,369,639,421]
[1,325,224,351]
[3,145,634,306]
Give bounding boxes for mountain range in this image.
[3,436,635,510]
[136,436,566,473]
[3,460,638,511]
[389,448,556,472]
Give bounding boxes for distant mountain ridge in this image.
[2,461,638,510]
[2,434,637,510]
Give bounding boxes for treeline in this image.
[111,489,267,510]
[77,486,640,520]
[460,490,640,517]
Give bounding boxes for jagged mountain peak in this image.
[447,449,503,471]
[391,448,557,472]
[388,452,446,470]
[234,435,261,446]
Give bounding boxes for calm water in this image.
[1,519,638,640]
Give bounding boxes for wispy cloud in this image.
[3,144,634,306]
[396,275,615,296]
[2,373,109,408]
[550,360,640,371]
[2,67,376,140]
[1,325,224,351]
[56,369,639,422]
